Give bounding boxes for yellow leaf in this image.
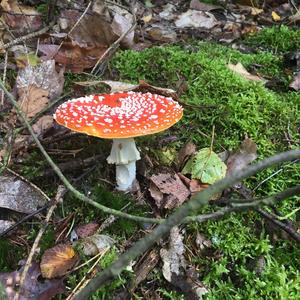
[142,14,152,23]
[40,244,78,279]
[272,11,281,21]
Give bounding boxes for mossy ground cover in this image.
[109,37,300,299]
[1,27,299,299]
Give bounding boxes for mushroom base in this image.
[115,161,136,191]
[107,138,141,191]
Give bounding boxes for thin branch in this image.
[256,208,300,243]
[73,152,300,300]
[2,22,55,49]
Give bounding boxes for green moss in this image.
[245,25,300,53]
[112,42,300,300]
[0,239,23,271]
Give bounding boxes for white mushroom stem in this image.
[107,138,141,191]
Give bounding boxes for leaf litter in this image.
[0,261,65,300]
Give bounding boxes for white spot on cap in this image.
[104,118,113,123]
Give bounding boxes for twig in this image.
[66,248,109,300]
[13,185,66,300]
[1,51,8,105]
[256,207,300,243]
[2,22,55,49]
[72,154,300,300]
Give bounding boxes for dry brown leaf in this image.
[190,0,221,11]
[146,26,177,43]
[18,85,49,118]
[149,173,190,209]
[160,226,186,282]
[75,222,100,239]
[175,10,218,29]
[226,138,257,177]
[39,43,107,73]
[177,142,196,167]
[32,115,54,136]
[40,244,78,279]
[59,10,117,48]
[0,261,65,299]
[228,62,266,82]
[1,0,42,34]
[0,174,48,214]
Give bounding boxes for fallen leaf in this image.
[272,11,281,21]
[58,10,117,48]
[0,220,15,235]
[160,226,185,282]
[289,72,300,91]
[17,85,49,118]
[159,3,177,20]
[1,0,42,34]
[146,26,178,43]
[0,261,64,300]
[16,60,64,101]
[182,148,227,184]
[39,43,107,73]
[177,142,197,168]
[15,53,40,69]
[240,5,264,16]
[32,115,54,136]
[175,10,218,29]
[196,233,212,250]
[75,222,100,239]
[0,174,48,214]
[149,173,190,209]
[76,234,115,256]
[111,12,135,48]
[40,244,78,279]
[75,80,139,92]
[160,227,209,299]
[228,62,265,82]
[141,14,152,23]
[190,0,221,11]
[74,80,178,99]
[226,138,257,176]
[189,179,209,195]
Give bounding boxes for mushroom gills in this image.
[107,138,141,191]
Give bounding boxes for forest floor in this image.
[0,1,300,300]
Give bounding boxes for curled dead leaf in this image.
[40,244,78,279]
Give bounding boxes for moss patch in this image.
[112,41,300,299]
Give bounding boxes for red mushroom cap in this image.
[54,92,183,139]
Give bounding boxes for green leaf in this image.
[182,148,227,184]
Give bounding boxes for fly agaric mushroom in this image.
[54,92,183,191]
